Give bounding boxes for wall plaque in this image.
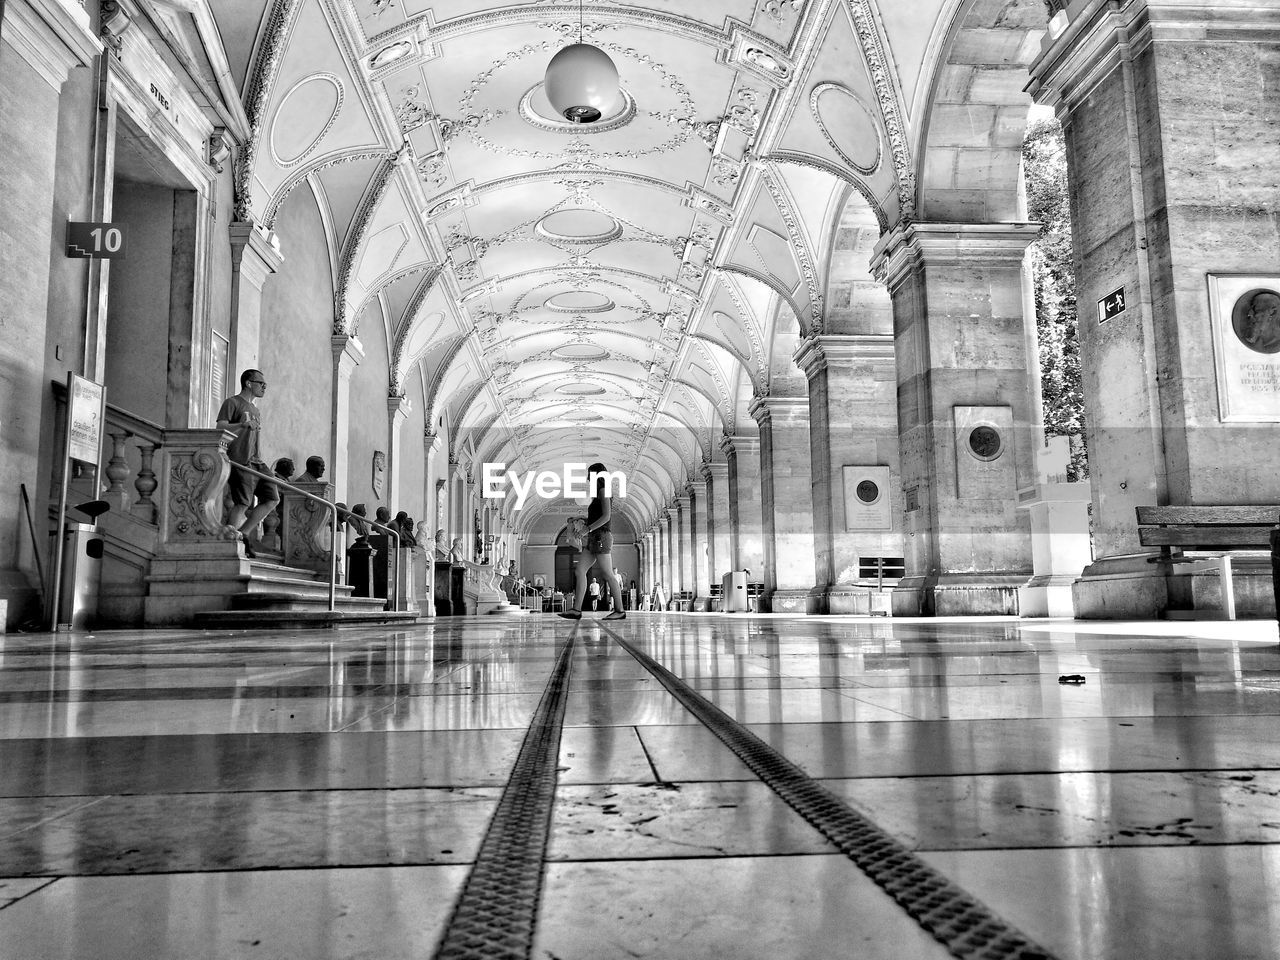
[842,466,892,530]
[1208,274,1280,422]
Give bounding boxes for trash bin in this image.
[721,571,748,612]
[58,521,102,630]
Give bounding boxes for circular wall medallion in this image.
[519,83,636,134]
[810,83,882,176]
[545,290,615,313]
[270,74,343,167]
[552,343,610,361]
[1231,288,1280,354]
[968,425,1003,461]
[536,209,623,245]
[855,479,880,504]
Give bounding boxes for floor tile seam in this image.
[631,725,668,783]
[909,839,1280,853]
[0,860,487,882]
[602,626,1062,960]
[0,785,508,800]
[0,878,58,911]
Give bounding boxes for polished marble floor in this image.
[0,613,1277,959]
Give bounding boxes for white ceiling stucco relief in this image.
[226,0,1047,532]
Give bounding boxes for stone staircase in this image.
[188,556,420,629]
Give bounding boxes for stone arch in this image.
[915,0,1049,222]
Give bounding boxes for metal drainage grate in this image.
[432,629,577,960]
[602,625,1059,960]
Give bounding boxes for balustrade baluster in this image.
[104,429,133,510]
[133,442,158,524]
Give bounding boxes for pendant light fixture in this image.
[544,0,620,124]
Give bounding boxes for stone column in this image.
[673,494,690,594]
[795,335,904,613]
[229,223,284,377]
[689,479,710,606]
[464,473,477,561]
[749,396,818,613]
[703,460,731,589]
[329,335,363,504]
[721,435,764,578]
[871,222,1040,616]
[385,395,410,512]
[658,512,672,598]
[1028,0,1280,617]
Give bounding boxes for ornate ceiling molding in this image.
[333,152,401,335]
[759,150,889,231]
[235,0,306,223]
[388,264,446,392]
[262,146,391,229]
[760,164,825,333]
[423,337,473,427]
[844,0,915,221]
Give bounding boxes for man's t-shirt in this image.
[216,395,261,466]
[588,581,600,597]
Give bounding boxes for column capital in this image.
[793,334,896,379]
[673,493,691,509]
[747,395,809,428]
[331,334,364,372]
[424,429,442,454]
[720,433,761,457]
[701,459,730,483]
[1027,1,1278,116]
[388,394,411,425]
[230,222,284,284]
[870,221,1040,291]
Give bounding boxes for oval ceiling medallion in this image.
[557,383,606,395]
[810,83,882,176]
[519,83,636,134]
[545,290,615,313]
[536,209,623,245]
[552,343,610,361]
[270,74,343,167]
[563,410,602,421]
[369,40,413,70]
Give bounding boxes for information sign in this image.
[68,375,105,465]
[66,221,127,259]
[1098,286,1127,323]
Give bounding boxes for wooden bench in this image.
[1137,506,1280,619]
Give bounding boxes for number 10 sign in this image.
[66,221,127,259]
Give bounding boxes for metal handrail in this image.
[228,459,402,612]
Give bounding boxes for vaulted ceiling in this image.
[192,0,1048,532]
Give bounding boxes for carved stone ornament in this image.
[167,446,238,542]
[372,450,387,499]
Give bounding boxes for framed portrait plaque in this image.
[1208,274,1280,422]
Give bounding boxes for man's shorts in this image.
[228,463,279,507]
[585,529,613,555]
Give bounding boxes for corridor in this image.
[0,614,1278,960]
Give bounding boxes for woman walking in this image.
[559,462,626,620]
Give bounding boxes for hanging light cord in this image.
[578,0,583,44]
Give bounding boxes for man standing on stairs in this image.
[215,369,280,557]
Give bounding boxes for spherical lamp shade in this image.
[544,43,620,124]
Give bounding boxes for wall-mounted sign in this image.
[66,221,127,259]
[1098,286,1126,323]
